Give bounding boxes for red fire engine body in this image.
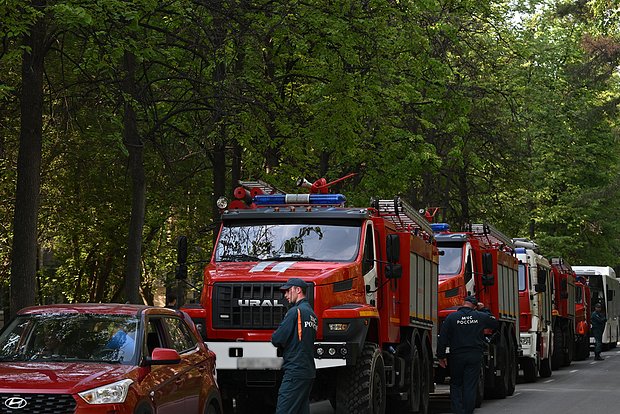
[549,258,576,369]
[181,180,438,414]
[514,239,554,382]
[431,222,519,401]
[573,275,592,360]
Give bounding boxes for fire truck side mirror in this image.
[385,234,402,279]
[386,263,403,279]
[535,269,547,292]
[386,234,400,263]
[481,253,494,286]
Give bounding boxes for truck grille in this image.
[212,282,313,329]
[0,394,75,414]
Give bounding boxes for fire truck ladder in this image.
[238,180,284,195]
[372,197,434,241]
[468,223,515,250]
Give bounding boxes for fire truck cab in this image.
[549,258,576,369]
[432,222,519,402]
[514,238,553,382]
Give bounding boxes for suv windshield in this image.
[0,314,139,364]
[216,221,361,262]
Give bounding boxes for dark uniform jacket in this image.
[591,310,607,335]
[436,306,499,358]
[271,298,318,378]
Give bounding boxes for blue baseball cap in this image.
[279,278,307,290]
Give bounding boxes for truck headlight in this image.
[520,337,531,346]
[78,379,133,404]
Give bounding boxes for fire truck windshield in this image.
[215,222,362,262]
[437,245,463,275]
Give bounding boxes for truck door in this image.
[362,222,378,306]
[464,244,475,296]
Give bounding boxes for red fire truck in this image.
[514,239,553,382]
[431,222,519,401]
[549,258,576,369]
[179,180,438,414]
[573,275,592,360]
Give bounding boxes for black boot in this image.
[595,353,604,361]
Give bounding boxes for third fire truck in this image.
[431,222,519,401]
[549,258,576,369]
[513,238,553,381]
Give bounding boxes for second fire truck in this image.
[431,222,519,402]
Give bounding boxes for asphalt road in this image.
[310,348,620,414]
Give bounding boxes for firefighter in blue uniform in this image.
[591,302,607,360]
[272,278,318,414]
[437,295,499,414]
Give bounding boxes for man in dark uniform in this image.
[272,278,318,414]
[437,295,499,414]
[591,302,607,361]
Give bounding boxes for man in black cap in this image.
[437,295,499,414]
[591,302,607,361]
[271,278,318,414]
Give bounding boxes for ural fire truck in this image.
[513,239,553,381]
[180,180,439,414]
[573,275,592,360]
[572,266,620,351]
[549,258,576,369]
[431,222,519,401]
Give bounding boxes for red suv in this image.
[0,304,222,414]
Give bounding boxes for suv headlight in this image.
[78,379,133,404]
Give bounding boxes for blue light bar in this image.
[515,247,526,254]
[431,223,450,233]
[254,194,346,206]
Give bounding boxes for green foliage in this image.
[3,0,620,306]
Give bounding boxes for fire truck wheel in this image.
[416,344,431,414]
[521,358,537,383]
[551,325,563,370]
[503,333,517,397]
[335,343,386,414]
[539,357,552,378]
[563,327,574,366]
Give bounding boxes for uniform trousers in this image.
[449,352,483,414]
[275,374,313,414]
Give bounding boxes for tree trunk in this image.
[10,0,47,317]
[122,50,145,304]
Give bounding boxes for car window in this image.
[162,317,198,353]
[144,319,165,357]
[0,314,139,364]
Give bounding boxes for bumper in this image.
[206,342,348,370]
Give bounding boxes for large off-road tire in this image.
[539,357,552,378]
[521,357,537,383]
[563,327,574,366]
[488,330,516,399]
[475,363,485,408]
[336,343,386,414]
[505,334,517,397]
[416,344,431,414]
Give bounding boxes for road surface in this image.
[310,348,620,413]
